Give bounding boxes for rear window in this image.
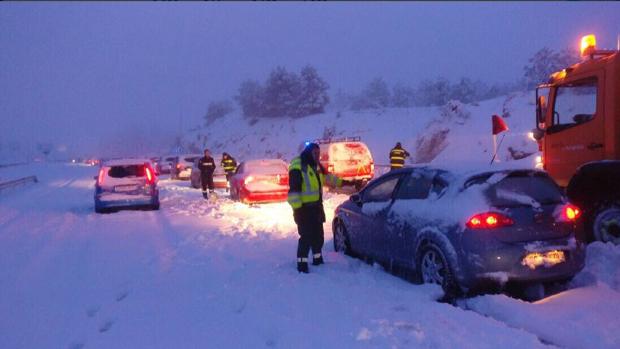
[108,165,145,178]
[184,157,199,163]
[245,161,287,174]
[468,172,564,207]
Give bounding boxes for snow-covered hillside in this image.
[184,92,539,169]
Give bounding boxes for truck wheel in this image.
[592,202,620,244]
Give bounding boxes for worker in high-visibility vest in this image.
[389,142,411,170]
[288,142,354,273]
[221,152,237,192]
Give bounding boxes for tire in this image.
[95,206,105,214]
[333,219,352,255]
[592,202,620,244]
[417,242,461,299]
[152,203,160,210]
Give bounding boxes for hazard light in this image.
[580,34,596,57]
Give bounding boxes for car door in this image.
[385,169,442,267]
[545,75,604,187]
[357,174,403,261]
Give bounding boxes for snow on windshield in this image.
[388,172,492,231]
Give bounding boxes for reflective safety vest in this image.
[287,157,342,209]
[390,148,408,168]
[221,158,236,172]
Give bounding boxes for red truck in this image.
[532,34,620,244]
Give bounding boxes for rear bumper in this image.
[95,191,159,209]
[241,190,288,204]
[214,176,229,188]
[458,237,586,288]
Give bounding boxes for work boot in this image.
[202,191,208,199]
[312,253,324,266]
[297,258,309,273]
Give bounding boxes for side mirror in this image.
[531,128,544,141]
[350,194,362,206]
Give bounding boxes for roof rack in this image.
[314,136,361,144]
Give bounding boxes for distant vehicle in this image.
[229,159,289,204]
[171,154,201,180]
[158,155,178,175]
[190,155,228,189]
[532,34,620,244]
[94,158,160,213]
[332,165,585,299]
[84,158,100,166]
[316,137,374,190]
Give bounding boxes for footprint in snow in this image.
[68,342,85,349]
[115,290,129,302]
[99,320,114,333]
[86,305,100,318]
[392,305,409,312]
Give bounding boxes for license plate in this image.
[522,250,566,269]
[115,185,138,192]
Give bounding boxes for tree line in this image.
[204,47,580,122]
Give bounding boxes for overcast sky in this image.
[1,2,620,157]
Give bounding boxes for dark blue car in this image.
[332,165,585,298]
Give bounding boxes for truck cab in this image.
[534,34,620,243]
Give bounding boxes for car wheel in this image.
[152,203,160,210]
[592,202,620,244]
[95,206,105,214]
[333,219,352,255]
[417,242,461,298]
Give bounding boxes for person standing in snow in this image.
[198,149,216,199]
[288,142,353,273]
[221,152,237,192]
[389,142,411,170]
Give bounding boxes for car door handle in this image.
[587,142,603,150]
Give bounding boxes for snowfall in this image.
[2,93,620,348]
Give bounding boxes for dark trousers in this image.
[201,174,214,192]
[294,204,325,259]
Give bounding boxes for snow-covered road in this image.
[1,163,619,348]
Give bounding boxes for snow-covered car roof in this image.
[405,161,545,186]
[243,159,288,174]
[102,158,153,167]
[381,163,558,229]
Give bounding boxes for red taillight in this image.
[279,175,288,185]
[145,166,154,184]
[564,204,581,221]
[467,212,514,229]
[97,168,105,186]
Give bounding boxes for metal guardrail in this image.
[0,176,38,192]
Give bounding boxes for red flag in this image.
[492,114,509,135]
